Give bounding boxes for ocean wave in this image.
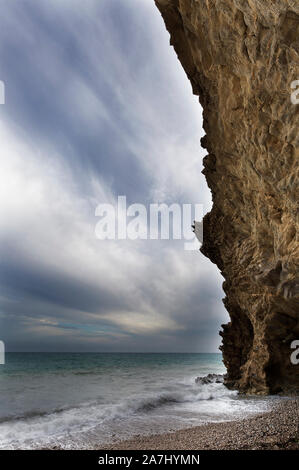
[0,406,79,425]
[0,398,104,425]
[128,381,233,414]
[0,377,270,449]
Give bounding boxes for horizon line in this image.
[5,351,222,354]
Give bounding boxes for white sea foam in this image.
[0,377,273,449]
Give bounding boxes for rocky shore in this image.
[101,399,299,450]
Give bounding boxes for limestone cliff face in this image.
[155,0,299,394]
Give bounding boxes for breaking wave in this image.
[0,373,273,449]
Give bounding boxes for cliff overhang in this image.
[155,0,299,394]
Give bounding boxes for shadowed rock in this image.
[195,374,224,385]
[155,0,299,394]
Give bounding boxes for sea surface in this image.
[0,353,280,449]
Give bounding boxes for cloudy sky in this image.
[0,0,227,352]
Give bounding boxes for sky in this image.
[0,0,228,352]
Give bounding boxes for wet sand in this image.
[100,399,299,450]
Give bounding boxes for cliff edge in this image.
[155,0,299,394]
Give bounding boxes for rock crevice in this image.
[155,0,299,394]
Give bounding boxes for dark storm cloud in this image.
[0,0,152,201]
[0,0,228,352]
[0,259,126,314]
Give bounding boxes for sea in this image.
[0,352,280,449]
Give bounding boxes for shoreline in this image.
[99,399,299,451]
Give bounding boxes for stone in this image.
[195,373,224,385]
[155,0,299,394]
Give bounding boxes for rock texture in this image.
[195,373,224,385]
[155,0,299,394]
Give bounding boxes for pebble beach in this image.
[101,399,299,450]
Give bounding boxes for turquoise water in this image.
[0,353,274,449]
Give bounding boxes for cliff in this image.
[155,0,299,394]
